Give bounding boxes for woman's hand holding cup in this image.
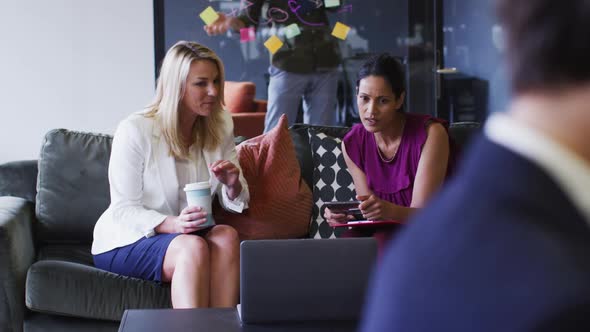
[156,206,208,234]
[175,206,209,233]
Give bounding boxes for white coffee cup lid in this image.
[184,181,211,191]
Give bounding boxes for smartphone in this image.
[323,201,361,215]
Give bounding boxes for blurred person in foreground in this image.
[361,0,590,330]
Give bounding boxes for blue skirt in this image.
[94,228,214,282]
[93,233,180,283]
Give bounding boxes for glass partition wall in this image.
[441,0,507,121]
[154,0,441,125]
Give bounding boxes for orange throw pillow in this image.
[214,115,312,240]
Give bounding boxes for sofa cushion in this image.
[224,81,256,113]
[36,244,95,265]
[214,115,312,240]
[24,313,120,332]
[308,127,355,239]
[26,247,171,321]
[36,129,113,244]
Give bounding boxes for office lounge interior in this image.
[1,0,504,331]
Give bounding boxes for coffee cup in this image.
[184,181,215,228]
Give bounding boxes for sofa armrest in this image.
[0,197,36,332]
[253,99,267,113]
[0,160,38,203]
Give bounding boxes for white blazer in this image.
[92,110,249,255]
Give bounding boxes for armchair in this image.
[224,81,267,138]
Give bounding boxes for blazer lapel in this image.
[152,123,180,215]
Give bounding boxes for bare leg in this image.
[161,234,210,308]
[205,225,240,307]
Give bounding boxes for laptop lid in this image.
[239,238,378,324]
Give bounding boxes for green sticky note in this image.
[284,24,301,39]
[325,0,340,8]
[199,6,219,26]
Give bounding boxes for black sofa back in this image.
[0,121,480,245]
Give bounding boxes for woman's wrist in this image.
[388,203,414,221]
[384,201,401,220]
[155,216,174,234]
[225,181,243,201]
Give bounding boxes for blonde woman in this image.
[92,41,249,308]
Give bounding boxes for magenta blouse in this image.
[342,113,450,207]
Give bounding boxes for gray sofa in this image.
[0,122,480,332]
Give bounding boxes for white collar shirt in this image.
[485,112,590,224]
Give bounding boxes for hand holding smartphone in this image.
[323,201,361,215]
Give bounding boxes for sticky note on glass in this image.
[199,6,219,26]
[284,23,301,39]
[325,0,340,8]
[240,27,256,42]
[264,35,284,54]
[332,22,351,40]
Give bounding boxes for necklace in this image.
[376,115,406,163]
[377,145,397,163]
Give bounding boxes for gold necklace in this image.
[377,144,397,163]
[376,115,406,163]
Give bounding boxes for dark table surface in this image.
[118,308,358,332]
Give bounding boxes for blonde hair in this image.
[144,41,226,159]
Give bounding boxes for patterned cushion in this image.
[214,115,312,240]
[308,128,356,238]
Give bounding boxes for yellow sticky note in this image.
[199,6,219,26]
[264,35,284,54]
[331,22,351,40]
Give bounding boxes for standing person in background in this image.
[92,41,249,309]
[361,0,590,330]
[205,0,341,132]
[324,53,452,253]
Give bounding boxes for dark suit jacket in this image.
[361,135,590,332]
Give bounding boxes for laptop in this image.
[238,238,378,324]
